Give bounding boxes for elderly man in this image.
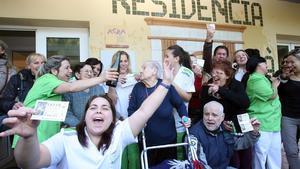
[186,101,260,169]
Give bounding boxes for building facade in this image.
[0,0,300,72]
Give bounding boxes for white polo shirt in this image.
[43,119,135,169]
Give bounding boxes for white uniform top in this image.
[173,66,195,132]
[115,82,135,119]
[234,68,246,82]
[43,119,135,169]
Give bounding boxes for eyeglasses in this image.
[81,70,93,74]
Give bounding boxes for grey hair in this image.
[203,101,224,115]
[37,55,69,78]
[144,60,163,79]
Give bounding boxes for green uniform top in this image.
[246,72,281,132]
[12,73,64,147]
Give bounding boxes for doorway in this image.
[0,30,35,71]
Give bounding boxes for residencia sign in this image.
[112,0,263,26]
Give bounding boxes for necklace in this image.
[144,80,159,97]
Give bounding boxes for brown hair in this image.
[167,45,192,70]
[111,51,131,73]
[76,95,116,154]
[212,60,234,86]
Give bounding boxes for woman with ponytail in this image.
[164,45,195,160]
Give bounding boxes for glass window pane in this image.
[47,38,80,65]
[277,45,289,67]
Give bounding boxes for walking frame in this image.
[140,126,193,169]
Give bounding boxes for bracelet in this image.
[160,82,171,90]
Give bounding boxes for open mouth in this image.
[93,117,104,123]
[213,77,220,82]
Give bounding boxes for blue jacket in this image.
[128,79,188,146]
[187,121,259,169]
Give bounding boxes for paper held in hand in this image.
[121,73,137,88]
[173,66,194,90]
[237,113,254,133]
[31,100,69,122]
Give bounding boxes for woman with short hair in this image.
[0,53,46,114]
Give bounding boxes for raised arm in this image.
[128,60,174,136]
[202,24,215,74]
[172,83,192,102]
[0,107,51,168]
[54,69,118,94]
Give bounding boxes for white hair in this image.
[203,101,224,115]
[143,60,163,79]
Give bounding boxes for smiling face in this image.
[55,60,72,82]
[92,63,101,77]
[235,51,248,66]
[28,56,45,76]
[77,64,93,80]
[289,55,300,74]
[119,54,130,74]
[164,49,179,67]
[212,68,229,87]
[85,97,114,137]
[214,48,228,62]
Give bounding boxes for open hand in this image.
[206,24,215,42]
[163,59,174,85]
[0,107,39,139]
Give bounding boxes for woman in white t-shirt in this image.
[0,60,175,169]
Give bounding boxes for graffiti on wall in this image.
[105,27,128,46]
[112,0,263,26]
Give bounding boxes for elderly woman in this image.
[63,62,105,127]
[0,60,174,169]
[0,53,46,114]
[128,60,189,167]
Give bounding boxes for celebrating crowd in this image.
[0,24,300,169]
